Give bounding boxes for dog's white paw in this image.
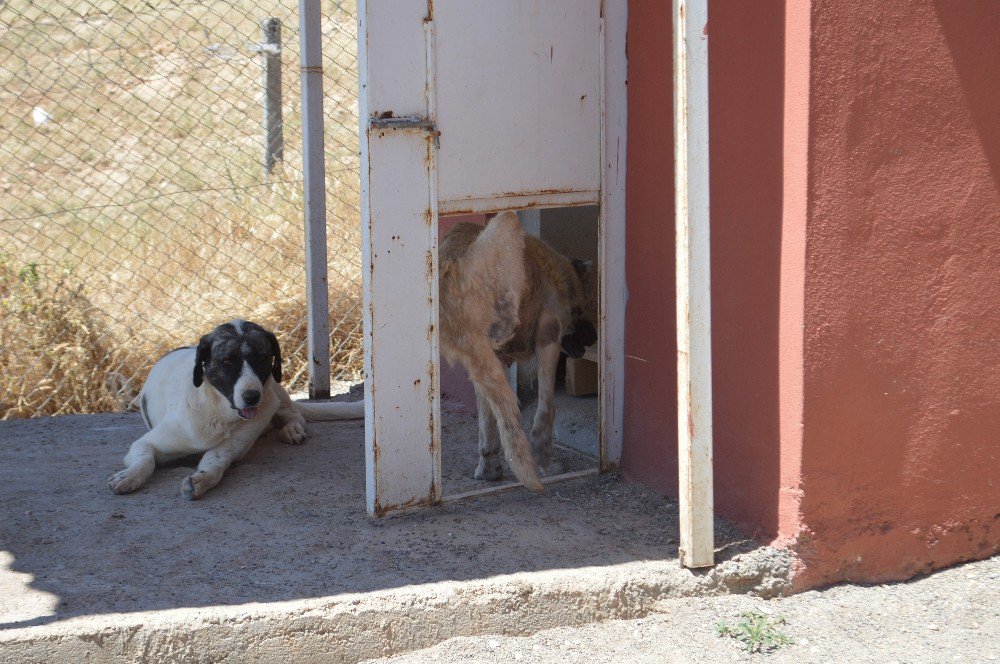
[181,473,208,500]
[279,420,306,445]
[108,468,144,495]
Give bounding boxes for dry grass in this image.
[0,0,362,419]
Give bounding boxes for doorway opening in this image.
[438,206,601,499]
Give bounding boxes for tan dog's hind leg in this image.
[529,325,562,471]
[474,384,503,480]
[464,339,543,493]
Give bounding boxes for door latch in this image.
[369,115,441,148]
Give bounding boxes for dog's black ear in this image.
[193,334,212,387]
[264,329,282,383]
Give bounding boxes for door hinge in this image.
[369,115,441,148]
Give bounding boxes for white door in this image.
[359,0,626,516]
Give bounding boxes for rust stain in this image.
[442,200,594,216]
[689,411,696,439]
[499,187,587,198]
[441,191,597,216]
[377,494,439,517]
[425,0,433,21]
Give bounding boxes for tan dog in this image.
[439,211,598,493]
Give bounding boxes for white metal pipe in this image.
[674,0,715,568]
[298,0,331,399]
[442,468,599,504]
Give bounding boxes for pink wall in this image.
[796,0,1000,585]
[623,0,792,538]
[624,0,999,587]
[621,0,678,496]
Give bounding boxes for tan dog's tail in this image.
[293,400,364,421]
[462,211,543,493]
[503,425,545,493]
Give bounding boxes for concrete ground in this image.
[0,402,786,662]
[367,554,1000,664]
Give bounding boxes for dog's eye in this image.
[222,359,234,366]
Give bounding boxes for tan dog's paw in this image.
[278,420,306,445]
[474,455,503,481]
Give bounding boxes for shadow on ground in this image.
[0,400,748,630]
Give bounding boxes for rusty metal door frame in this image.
[360,0,627,515]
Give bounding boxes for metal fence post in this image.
[299,0,331,399]
[261,17,283,176]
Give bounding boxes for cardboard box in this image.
[566,356,598,396]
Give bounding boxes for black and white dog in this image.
[108,320,363,499]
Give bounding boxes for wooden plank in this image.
[674,0,715,568]
[360,0,441,517]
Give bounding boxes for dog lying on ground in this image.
[108,320,363,499]
[439,211,598,493]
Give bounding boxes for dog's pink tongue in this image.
[239,407,258,419]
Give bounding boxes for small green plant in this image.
[17,262,40,287]
[716,611,792,654]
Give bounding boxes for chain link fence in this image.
[0,0,362,419]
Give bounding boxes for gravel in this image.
[365,554,999,664]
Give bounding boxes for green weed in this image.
[716,611,793,654]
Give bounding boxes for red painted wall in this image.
[624,0,1000,586]
[623,1,790,538]
[797,0,1000,585]
[621,0,677,495]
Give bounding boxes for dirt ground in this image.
[367,554,999,664]
[0,395,749,630]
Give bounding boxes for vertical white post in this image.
[600,0,628,471]
[674,0,714,568]
[299,0,330,399]
[360,0,441,516]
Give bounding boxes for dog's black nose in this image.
[242,389,261,406]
